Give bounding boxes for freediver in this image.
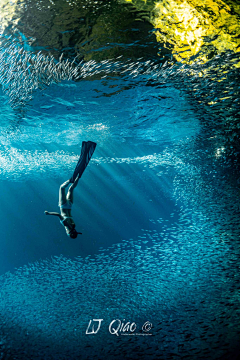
[45,175,82,238]
[44,141,97,238]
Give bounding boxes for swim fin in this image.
[69,141,97,183]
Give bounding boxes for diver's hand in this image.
[44,211,49,215]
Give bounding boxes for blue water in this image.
[0,3,240,359]
[0,80,186,272]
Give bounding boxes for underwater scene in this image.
[0,0,240,359]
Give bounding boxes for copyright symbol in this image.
[142,321,152,332]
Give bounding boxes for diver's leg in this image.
[66,175,80,203]
[59,180,71,205]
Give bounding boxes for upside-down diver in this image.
[45,141,97,238]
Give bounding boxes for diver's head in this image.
[69,229,78,239]
[67,228,82,238]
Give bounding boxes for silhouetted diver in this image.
[45,141,97,238]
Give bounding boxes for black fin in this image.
[69,141,97,183]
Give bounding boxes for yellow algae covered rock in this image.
[150,0,240,62]
[0,0,239,63]
[120,0,240,62]
[0,0,22,30]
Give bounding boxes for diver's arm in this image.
[45,211,61,218]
